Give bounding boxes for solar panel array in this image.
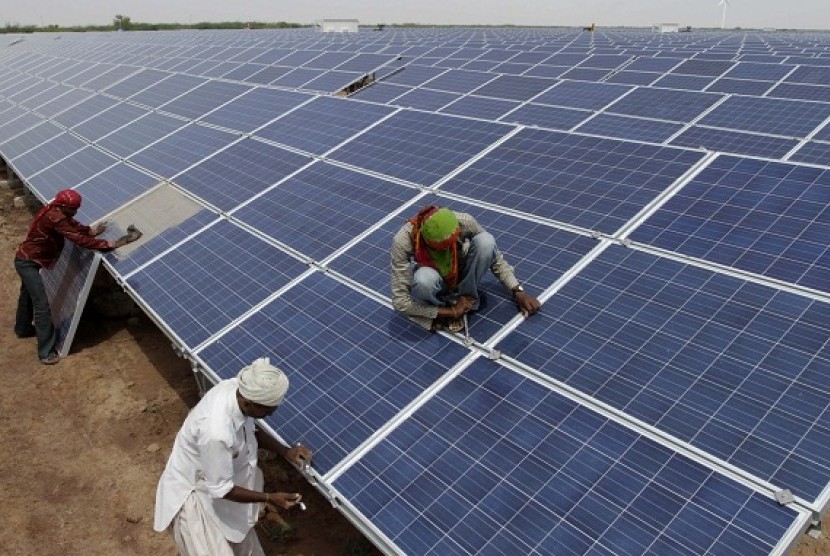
[2,27,829,555]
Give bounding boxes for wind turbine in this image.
[718,0,730,29]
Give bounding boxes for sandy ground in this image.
[0,180,826,556]
[0,182,379,555]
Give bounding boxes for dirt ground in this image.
[0,182,379,555]
[0,181,826,556]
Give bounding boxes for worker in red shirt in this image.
[14,189,141,365]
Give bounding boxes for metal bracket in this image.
[590,230,602,240]
[487,349,501,360]
[774,489,795,505]
[808,511,823,539]
[620,237,632,247]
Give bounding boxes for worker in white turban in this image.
[154,357,313,556]
[237,357,289,407]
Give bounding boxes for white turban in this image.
[237,357,289,407]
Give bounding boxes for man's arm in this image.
[255,428,312,467]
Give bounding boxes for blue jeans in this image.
[15,258,56,359]
[411,232,496,311]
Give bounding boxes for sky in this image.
[3,0,830,31]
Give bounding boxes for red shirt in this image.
[15,206,112,268]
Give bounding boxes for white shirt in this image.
[154,379,260,542]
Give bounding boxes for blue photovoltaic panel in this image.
[128,221,308,348]
[27,146,117,199]
[350,83,410,103]
[440,128,705,233]
[422,69,496,94]
[106,204,217,276]
[327,110,511,186]
[607,88,723,122]
[174,138,310,211]
[73,103,149,143]
[606,71,661,86]
[671,59,734,77]
[272,68,326,88]
[472,75,556,102]
[249,48,292,65]
[232,163,418,261]
[814,123,830,142]
[246,65,292,85]
[278,50,324,66]
[0,112,44,142]
[508,51,552,65]
[35,88,93,118]
[440,96,519,120]
[706,78,772,96]
[381,64,447,87]
[698,96,830,137]
[256,96,395,155]
[128,124,237,179]
[579,54,632,69]
[767,83,830,103]
[336,53,398,73]
[53,95,119,128]
[522,64,568,79]
[651,74,714,91]
[82,65,141,91]
[557,67,611,81]
[335,358,806,556]
[42,242,100,357]
[197,273,471,474]
[329,195,597,340]
[0,120,62,159]
[786,65,830,85]
[724,63,795,81]
[626,57,681,72]
[670,126,798,159]
[200,88,312,133]
[302,70,365,93]
[631,155,830,293]
[498,245,830,503]
[393,88,460,111]
[533,80,631,110]
[302,51,354,70]
[104,69,170,99]
[500,103,591,130]
[576,114,683,143]
[221,63,266,82]
[76,164,159,223]
[492,62,534,75]
[12,133,86,178]
[789,141,830,166]
[129,74,207,108]
[159,80,251,120]
[96,112,186,158]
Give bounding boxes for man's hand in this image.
[286,443,312,468]
[451,295,476,318]
[91,221,107,236]
[515,291,541,317]
[266,492,303,510]
[111,225,143,248]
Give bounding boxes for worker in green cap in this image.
[391,205,541,332]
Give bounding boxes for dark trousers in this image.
[14,258,56,359]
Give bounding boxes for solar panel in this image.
[174,138,310,212]
[440,96,519,120]
[706,78,772,96]
[159,80,251,120]
[72,102,149,143]
[651,74,714,91]
[0,120,62,159]
[767,83,830,103]
[231,162,418,260]
[129,73,207,108]
[11,132,86,178]
[724,62,795,81]
[498,244,830,504]
[607,88,723,122]
[786,65,830,85]
[605,71,661,86]
[533,80,631,110]
[473,75,557,102]
[76,164,160,222]
[199,87,312,133]
[272,67,326,88]
[334,357,808,555]
[631,155,830,293]
[698,96,830,138]
[328,109,512,186]
[392,88,460,111]
[440,129,705,233]
[420,69,496,94]
[52,95,120,128]
[255,96,395,155]
[670,127,798,159]
[27,146,117,200]
[127,123,237,179]
[789,141,830,166]
[576,114,683,143]
[197,272,471,473]
[500,103,590,130]
[671,59,734,77]
[127,220,308,349]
